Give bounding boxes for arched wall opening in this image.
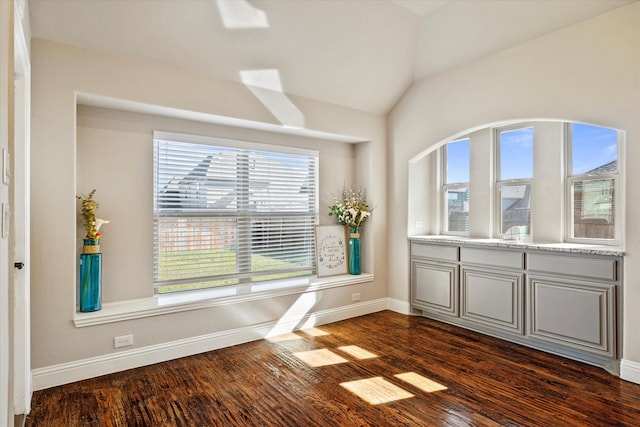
[407,118,624,246]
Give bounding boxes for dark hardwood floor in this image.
[25,311,640,426]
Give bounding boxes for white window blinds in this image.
[153,132,318,293]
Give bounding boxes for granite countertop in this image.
[408,235,624,256]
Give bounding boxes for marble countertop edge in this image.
[408,235,624,256]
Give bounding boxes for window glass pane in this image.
[446,138,469,184]
[500,184,530,234]
[572,178,615,239]
[571,123,617,175]
[499,127,533,180]
[154,138,317,294]
[446,188,469,232]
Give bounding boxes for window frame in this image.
[565,123,621,245]
[494,124,534,238]
[152,131,320,294]
[441,138,470,236]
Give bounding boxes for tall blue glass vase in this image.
[79,238,102,312]
[348,228,361,275]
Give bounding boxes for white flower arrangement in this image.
[328,186,372,231]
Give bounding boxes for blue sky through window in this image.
[500,127,533,180]
[446,138,469,183]
[571,123,617,175]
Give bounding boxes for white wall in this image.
[30,39,388,380]
[388,3,640,366]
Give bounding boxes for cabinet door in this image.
[461,267,523,334]
[527,275,615,357]
[411,260,458,317]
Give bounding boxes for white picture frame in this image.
[315,225,348,277]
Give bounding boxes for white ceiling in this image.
[29,0,634,115]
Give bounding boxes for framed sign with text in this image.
[315,225,348,277]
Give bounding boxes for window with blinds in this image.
[153,132,319,294]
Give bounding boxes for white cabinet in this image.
[409,239,623,374]
[412,260,458,317]
[459,247,524,335]
[410,243,459,320]
[461,267,523,334]
[527,276,615,357]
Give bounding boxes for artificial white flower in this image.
[95,218,111,233]
[328,186,373,231]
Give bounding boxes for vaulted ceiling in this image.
[29,0,634,115]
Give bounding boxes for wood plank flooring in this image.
[25,311,640,426]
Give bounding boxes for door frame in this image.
[12,2,31,415]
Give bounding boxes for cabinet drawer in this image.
[411,242,458,262]
[460,247,524,269]
[528,253,617,281]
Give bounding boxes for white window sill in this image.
[73,273,374,327]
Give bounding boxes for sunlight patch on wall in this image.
[266,292,318,337]
[241,69,283,91]
[293,348,349,367]
[240,69,306,128]
[394,372,448,393]
[337,345,377,360]
[340,377,414,405]
[216,0,269,29]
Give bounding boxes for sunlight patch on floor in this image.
[337,345,377,360]
[340,377,414,404]
[394,372,448,393]
[292,349,349,367]
[301,327,330,337]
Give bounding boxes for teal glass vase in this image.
[348,229,361,275]
[79,238,102,312]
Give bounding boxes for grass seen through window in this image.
[156,249,310,293]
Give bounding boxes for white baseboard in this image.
[32,298,392,391]
[386,298,411,315]
[620,359,640,385]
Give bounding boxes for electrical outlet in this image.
[352,293,361,302]
[114,334,133,349]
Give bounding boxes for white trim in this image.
[74,273,374,327]
[77,92,369,144]
[12,5,31,415]
[153,130,319,158]
[35,297,389,391]
[386,298,411,315]
[0,0,11,422]
[620,359,640,385]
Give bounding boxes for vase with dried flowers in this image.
[77,189,110,312]
[328,186,372,275]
